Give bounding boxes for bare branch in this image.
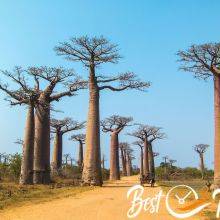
[70,134,86,144]
[1,67,30,92]
[51,117,85,134]
[14,138,24,145]
[98,72,150,92]
[55,36,121,67]
[177,43,220,79]
[133,141,144,149]
[101,115,133,133]
[128,124,166,143]
[153,152,159,157]
[194,144,209,154]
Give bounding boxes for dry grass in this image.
[0,181,93,210]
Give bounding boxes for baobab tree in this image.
[133,141,144,177]
[169,159,177,168]
[194,144,209,179]
[169,159,177,174]
[2,154,10,164]
[177,43,220,187]
[70,134,86,171]
[55,36,150,186]
[0,67,41,184]
[1,67,86,184]
[0,153,5,163]
[148,127,165,178]
[128,125,165,178]
[162,155,169,179]
[25,67,86,184]
[128,126,151,177]
[101,154,107,170]
[63,154,71,165]
[119,142,129,176]
[125,146,134,176]
[51,118,85,173]
[101,115,133,180]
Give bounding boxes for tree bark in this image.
[126,155,132,176]
[214,74,220,187]
[78,141,83,171]
[20,104,35,185]
[140,147,144,177]
[33,94,51,184]
[199,153,205,180]
[143,139,149,176]
[52,132,63,173]
[120,147,127,176]
[82,65,102,186]
[110,132,120,180]
[148,143,155,178]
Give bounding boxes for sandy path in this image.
[0,176,202,220]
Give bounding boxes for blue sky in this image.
[0,0,219,169]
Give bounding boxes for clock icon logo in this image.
[165,185,211,219]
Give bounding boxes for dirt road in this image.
[0,176,203,220]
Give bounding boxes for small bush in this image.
[0,153,21,182]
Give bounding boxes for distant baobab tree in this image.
[128,125,165,178]
[133,141,144,177]
[128,126,152,177]
[101,115,133,180]
[119,142,129,176]
[162,155,169,179]
[0,153,6,164]
[0,153,5,163]
[63,154,71,165]
[177,43,220,188]
[70,134,86,171]
[148,127,165,178]
[1,154,10,164]
[169,159,177,168]
[194,144,209,179]
[101,154,107,170]
[51,118,85,173]
[125,146,134,176]
[55,36,150,186]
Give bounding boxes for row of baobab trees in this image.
[0,36,150,186]
[1,36,219,187]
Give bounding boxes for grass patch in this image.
[202,210,217,220]
[0,181,93,210]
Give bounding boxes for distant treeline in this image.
[156,163,213,180]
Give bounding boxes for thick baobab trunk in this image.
[143,140,149,176]
[214,75,220,188]
[82,68,102,186]
[33,95,51,184]
[199,153,205,180]
[140,147,144,177]
[120,147,127,176]
[52,132,63,173]
[78,141,83,171]
[109,132,120,180]
[20,104,35,185]
[148,143,155,178]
